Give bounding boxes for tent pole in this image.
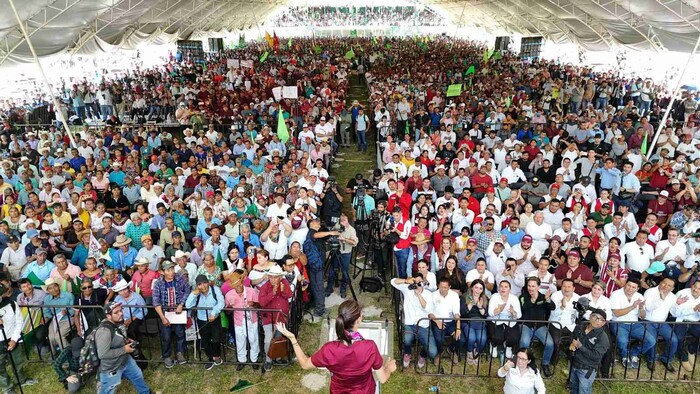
[7,0,78,150]
[648,33,700,155]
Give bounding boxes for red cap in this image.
[552,184,561,189]
[568,250,580,258]
[500,177,508,183]
[522,235,533,242]
[473,216,484,225]
[467,238,477,245]
[487,186,495,193]
[608,252,621,261]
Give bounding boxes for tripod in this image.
[323,247,358,302]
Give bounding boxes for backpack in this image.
[79,322,115,375]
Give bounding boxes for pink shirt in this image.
[49,264,82,293]
[224,286,259,326]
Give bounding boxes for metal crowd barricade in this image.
[395,314,700,384]
[18,288,303,369]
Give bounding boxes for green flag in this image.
[238,34,245,48]
[26,272,44,286]
[373,36,378,44]
[259,51,269,63]
[641,132,649,155]
[314,45,322,54]
[350,29,358,38]
[385,43,392,50]
[505,96,512,108]
[287,38,292,49]
[71,276,82,296]
[220,311,229,329]
[482,47,489,62]
[345,49,355,60]
[216,249,226,272]
[493,51,503,61]
[488,48,495,59]
[277,110,290,143]
[465,65,475,76]
[446,84,462,97]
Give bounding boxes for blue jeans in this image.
[648,323,678,363]
[357,129,367,151]
[460,321,487,354]
[569,101,580,114]
[519,325,555,365]
[394,248,410,279]
[431,321,457,351]
[309,265,326,316]
[595,97,608,110]
[100,105,113,120]
[570,367,596,394]
[326,252,351,294]
[674,322,700,361]
[159,320,186,359]
[639,100,651,116]
[99,356,151,394]
[612,322,656,359]
[73,105,85,119]
[403,324,438,359]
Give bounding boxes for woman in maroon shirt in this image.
[276,300,397,394]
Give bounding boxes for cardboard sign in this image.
[226,59,240,68]
[446,84,463,97]
[241,60,254,69]
[282,86,298,99]
[272,87,283,102]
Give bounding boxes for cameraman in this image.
[304,218,340,317]
[320,177,343,228]
[392,273,437,369]
[96,302,151,394]
[325,214,358,299]
[569,308,610,394]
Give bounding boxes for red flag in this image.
[272,32,280,51]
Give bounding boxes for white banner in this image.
[226,59,240,68]
[241,60,254,69]
[272,87,283,102]
[282,86,299,99]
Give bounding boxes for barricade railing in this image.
[18,292,302,369]
[395,314,700,383]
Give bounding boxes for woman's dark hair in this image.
[516,348,538,374]
[336,299,363,346]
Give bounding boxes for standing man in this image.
[95,302,150,394]
[185,275,225,370]
[303,218,339,317]
[152,261,190,368]
[355,108,369,152]
[569,308,610,394]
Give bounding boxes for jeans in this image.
[357,129,367,151]
[394,248,410,279]
[403,324,438,359]
[639,100,651,116]
[595,97,608,110]
[326,252,351,295]
[100,105,113,120]
[99,356,151,394]
[519,325,555,365]
[612,322,656,359]
[648,323,678,363]
[159,321,186,359]
[460,321,487,354]
[674,322,700,362]
[73,105,85,120]
[569,101,580,114]
[570,367,596,394]
[308,266,326,316]
[431,321,456,351]
[0,345,27,392]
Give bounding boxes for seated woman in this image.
[459,279,489,365]
[436,255,466,294]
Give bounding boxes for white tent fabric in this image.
[0,0,698,67]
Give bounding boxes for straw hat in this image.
[412,233,431,245]
[113,234,132,247]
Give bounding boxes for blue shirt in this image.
[23,260,56,282]
[500,228,526,246]
[195,218,222,242]
[204,237,229,260]
[185,285,224,321]
[111,247,138,271]
[71,244,89,269]
[114,292,146,321]
[620,172,641,193]
[235,234,261,258]
[43,291,75,320]
[108,171,126,187]
[69,156,86,171]
[596,167,622,193]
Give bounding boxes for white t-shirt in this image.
[610,288,645,322]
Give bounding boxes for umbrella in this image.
[681,84,697,91]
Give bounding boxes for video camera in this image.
[408,281,424,290]
[572,297,591,318]
[326,224,345,252]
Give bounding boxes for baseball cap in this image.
[568,250,580,258]
[659,190,670,197]
[499,177,508,183]
[522,235,533,242]
[646,261,665,275]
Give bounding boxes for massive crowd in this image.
[0,34,697,393]
[270,6,446,28]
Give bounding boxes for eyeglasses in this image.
[82,286,93,290]
[590,315,605,322]
[516,357,529,362]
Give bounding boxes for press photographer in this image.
[369,201,391,282]
[569,306,610,394]
[325,214,358,299]
[0,283,37,393]
[320,176,344,228]
[94,302,150,394]
[304,218,341,317]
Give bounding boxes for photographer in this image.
[95,302,150,394]
[392,273,437,370]
[569,308,610,394]
[370,201,391,281]
[320,176,343,228]
[304,218,340,317]
[325,214,358,299]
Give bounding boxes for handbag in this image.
[267,336,289,360]
[385,232,400,245]
[360,276,384,293]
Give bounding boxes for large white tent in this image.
[0,0,699,67]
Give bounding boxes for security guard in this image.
[569,307,610,394]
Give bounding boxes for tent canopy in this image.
[0,0,698,66]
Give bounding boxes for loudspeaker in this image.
[520,36,543,59]
[208,38,224,52]
[494,36,510,51]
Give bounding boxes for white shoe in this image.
[490,345,498,358]
[505,347,513,359]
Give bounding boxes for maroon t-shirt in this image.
[554,263,594,295]
[311,340,383,394]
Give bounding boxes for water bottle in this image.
[428,383,439,392]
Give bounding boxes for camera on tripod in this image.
[326,224,345,252]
